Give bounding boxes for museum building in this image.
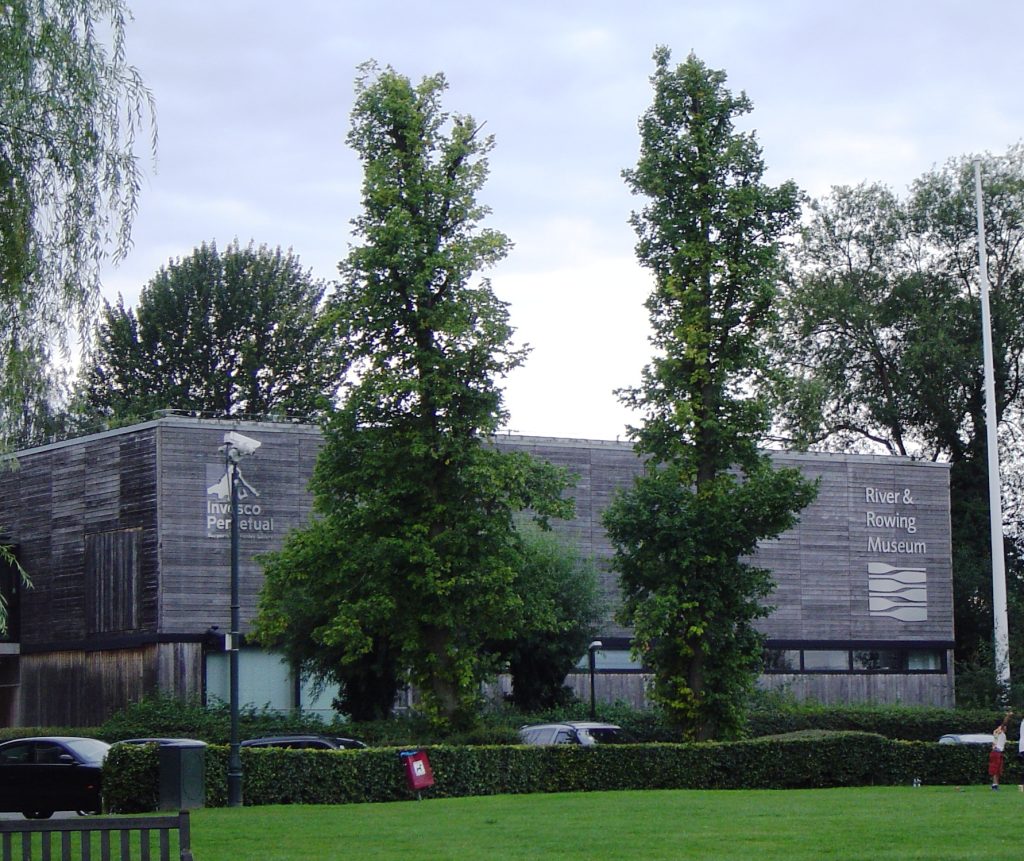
[0,416,954,727]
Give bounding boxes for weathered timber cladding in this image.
[758,671,953,707]
[155,421,322,635]
[0,419,955,722]
[85,529,141,634]
[18,647,158,726]
[1,428,159,646]
[490,439,953,646]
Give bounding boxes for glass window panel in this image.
[763,649,800,672]
[852,649,902,671]
[907,649,942,671]
[574,650,642,671]
[802,650,849,671]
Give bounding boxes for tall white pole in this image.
[974,159,1011,698]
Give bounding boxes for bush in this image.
[97,694,335,744]
[744,703,1013,743]
[103,742,160,813]
[102,731,1012,811]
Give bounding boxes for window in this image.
[852,649,901,671]
[907,649,943,671]
[803,650,850,671]
[762,645,947,675]
[0,742,30,764]
[763,649,800,672]
[0,548,20,642]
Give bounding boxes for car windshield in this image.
[61,739,111,762]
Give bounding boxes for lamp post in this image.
[219,431,261,808]
[974,161,1011,699]
[588,640,602,721]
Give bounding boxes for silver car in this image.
[519,721,625,746]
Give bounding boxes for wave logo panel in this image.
[867,562,927,622]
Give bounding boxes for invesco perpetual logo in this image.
[205,462,275,538]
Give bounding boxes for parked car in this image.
[0,736,110,819]
[938,733,995,745]
[240,734,367,750]
[114,738,208,747]
[518,721,626,746]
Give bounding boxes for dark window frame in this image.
[762,641,949,675]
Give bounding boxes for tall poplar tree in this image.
[256,64,572,728]
[604,49,817,739]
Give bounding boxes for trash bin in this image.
[399,749,434,793]
[158,742,207,810]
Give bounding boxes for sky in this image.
[102,0,1024,441]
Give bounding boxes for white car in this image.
[938,733,994,745]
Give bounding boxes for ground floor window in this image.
[762,642,948,674]
[204,648,339,718]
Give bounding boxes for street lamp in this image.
[588,640,602,721]
[219,431,260,808]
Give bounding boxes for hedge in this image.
[745,705,1017,743]
[102,732,1015,813]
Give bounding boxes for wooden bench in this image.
[0,811,192,861]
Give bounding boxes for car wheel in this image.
[22,810,54,820]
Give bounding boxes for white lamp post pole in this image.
[974,160,1011,699]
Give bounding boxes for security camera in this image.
[222,431,261,458]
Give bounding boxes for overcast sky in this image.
[103,0,1024,440]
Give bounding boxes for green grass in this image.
[187,785,1023,860]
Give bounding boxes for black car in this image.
[0,736,110,819]
[240,734,366,750]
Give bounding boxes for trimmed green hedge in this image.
[102,732,1017,812]
[745,705,1016,743]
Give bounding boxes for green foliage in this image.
[744,702,1015,742]
[103,733,1003,812]
[255,518,401,723]
[96,694,331,744]
[776,147,1024,681]
[256,63,574,729]
[0,0,155,448]
[620,47,803,475]
[75,240,342,426]
[608,48,817,741]
[103,742,160,813]
[493,522,603,711]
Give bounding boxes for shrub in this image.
[103,731,1012,812]
[97,694,335,743]
[744,703,1013,742]
[104,743,160,813]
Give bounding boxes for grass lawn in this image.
[187,785,1022,860]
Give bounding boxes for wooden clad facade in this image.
[0,418,954,726]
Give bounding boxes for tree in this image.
[495,522,603,712]
[76,241,343,424]
[255,518,400,722]
[0,0,154,628]
[775,147,1024,699]
[0,0,155,446]
[256,63,573,728]
[604,48,817,740]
